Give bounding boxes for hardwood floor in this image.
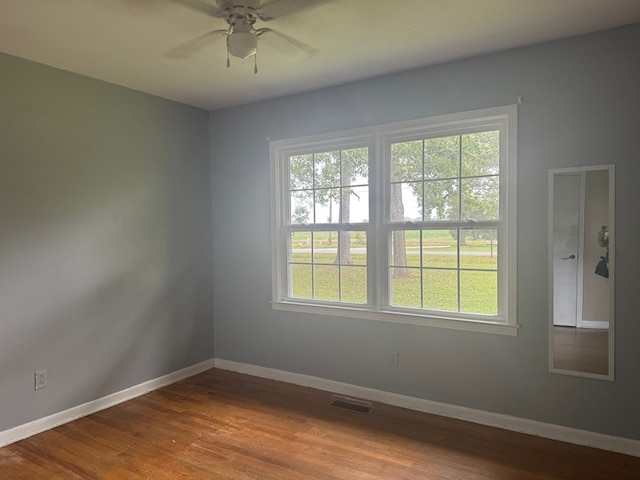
[1,368,638,479]
[553,326,609,375]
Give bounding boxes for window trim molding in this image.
[270,106,518,336]
[272,300,519,336]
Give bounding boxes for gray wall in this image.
[0,53,213,431]
[210,24,640,440]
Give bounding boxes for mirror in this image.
[549,165,614,380]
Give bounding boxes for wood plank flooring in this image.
[1,368,639,479]
[553,326,609,375]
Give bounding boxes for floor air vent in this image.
[329,395,375,414]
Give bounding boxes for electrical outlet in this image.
[34,370,47,390]
[390,351,399,368]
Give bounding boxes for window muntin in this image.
[271,106,517,335]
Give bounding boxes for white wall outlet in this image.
[34,370,47,390]
[390,351,399,368]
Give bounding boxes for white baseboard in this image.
[214,358,640,458]
[0,358,215,448]
[581,320,609,329]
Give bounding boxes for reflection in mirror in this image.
[549,165,614,380]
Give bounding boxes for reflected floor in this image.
[553,326,608,375]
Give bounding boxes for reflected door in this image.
[553,174,581,326]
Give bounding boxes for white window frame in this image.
[270,106,518,335]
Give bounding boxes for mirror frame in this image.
[548,165,615,380]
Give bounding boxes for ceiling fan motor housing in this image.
[228,30,258,58]
[216,0,261,10]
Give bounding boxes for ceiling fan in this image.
[170,0,319,73]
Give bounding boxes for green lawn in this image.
[289,235,498,314]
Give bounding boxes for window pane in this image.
[391,267,421,308]
[423,269,458,312]
[343,186,369,223]
[422,230,457,268]
[391,229,418,269]
[314,151,340,188]
[290,190,313,224]
[342,147,369,186]
[461,176,499,221]
[314,265,339,301]
[460,270,497,315]
[290,264,312,299]
[460,228,498,270]
[290,231,311,263]
[391,141,422,182]
[331,231,363,265]
[314,188,340,224]
[424,179,459,221]
[424,135,459,179]
[391,229,420,307]
[290,154,313,190]
[313,231,337,264]
[390,183,422,221]
[341,266,367,303]
[461,131,499,177]
[347,231,367,265]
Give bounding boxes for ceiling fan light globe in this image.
[228,32,257,59]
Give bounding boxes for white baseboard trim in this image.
[581,320,609,329]
[0,358,216,448]
[214,358,640,458]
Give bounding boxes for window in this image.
[271,106,517,335]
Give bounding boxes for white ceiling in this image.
[1,0,639,110]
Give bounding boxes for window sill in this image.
[272,301,519,336]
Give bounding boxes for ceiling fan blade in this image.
[172,0,223,17]
[166,29,228,58]
[256,28,317,56]
[258,0,332,20]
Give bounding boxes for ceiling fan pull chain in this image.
[254,54,258,74]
